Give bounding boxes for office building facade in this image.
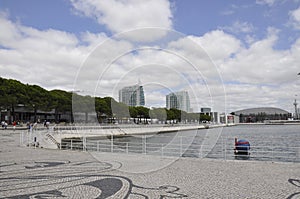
[119,84,145,107]
[166,91,190,112]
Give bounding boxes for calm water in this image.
[84,124,300,163]
[202,124,300,162]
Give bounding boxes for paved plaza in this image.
[0,130,299,198]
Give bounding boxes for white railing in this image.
[56,134,300,163]
[20,128,299,163]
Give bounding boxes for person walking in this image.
[12,121,17,131]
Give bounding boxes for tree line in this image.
[0,77,211,123]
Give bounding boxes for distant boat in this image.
[234,138,250,155]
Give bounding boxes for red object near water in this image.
[234,138,250,155]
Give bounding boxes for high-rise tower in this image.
[119,82,145,107]
[166,91,190,112]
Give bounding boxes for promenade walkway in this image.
[1,130,299,198]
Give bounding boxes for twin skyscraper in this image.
[119,81,191,113]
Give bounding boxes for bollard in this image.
[222,137,224,160]
[200,146,202,158]
[83,137,86,152]
[111,134,114,153]
[224,138,227,161]
[20,132,23,146]
[34,137,37,149]
[143,135,147,154]
[180,136,182,156]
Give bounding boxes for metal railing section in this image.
[20,129,300,163]
[56,134,300,163]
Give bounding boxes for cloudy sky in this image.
[1,0,300,114]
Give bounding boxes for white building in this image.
[119,83,145,107]
[166,91,190,112]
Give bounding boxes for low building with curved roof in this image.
[233,107,291,123]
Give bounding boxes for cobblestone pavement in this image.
[0,130,299,198]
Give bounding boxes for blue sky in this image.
[172,0,300,49]
[1,0,300,113]
[1,0,106,34]
[2,0,300,49]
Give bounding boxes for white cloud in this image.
[0,13,87,90]
[217,29,300,112]
[151,26,300,112]
[1,8,300,113]
[190,30,242,62]
[256,0,277,6]
[70,0,173,37]
[289,6,300,30]
[221,10,234,16]
[95,27,300,112]
[222,21,255,34]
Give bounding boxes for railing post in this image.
[71,139,73,150]
[59,131,62,150]
[111,134,114,153]
[200,145,202,158]
[29,129,32,148]
[83,136,86,152]
[126,142,129,154]
[20,132,23,146]
[222,137,224,160]
[225,138,227,161]
[26,131,29,147]
[143,135,146,154]
[180,136,182,156]
[272,146,274,162]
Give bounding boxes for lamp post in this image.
[294,97,298,120]
[295,73,300,120]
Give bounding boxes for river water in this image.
[84,124,300,163]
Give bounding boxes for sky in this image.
[1,0,300,114]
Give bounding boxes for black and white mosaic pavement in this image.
[0,160,187,198]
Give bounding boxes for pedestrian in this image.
[46,121,50,129]
[12,121,17,131]
[4,122,7,129]
[27,122,31,132]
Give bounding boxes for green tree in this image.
[95,97,112,123]
[27,84,52,122]
[200,114,211,122]
[149,108,167,122]
[0,78,31,122]
[50,90,72,122]
[111,100,130,123]
[135,106,150,124]
[129,106,138,118]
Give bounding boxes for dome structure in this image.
[234,107,289,115]
[233,107,291,123]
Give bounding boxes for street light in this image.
[294,97,298,120]
[295,73,300,119]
